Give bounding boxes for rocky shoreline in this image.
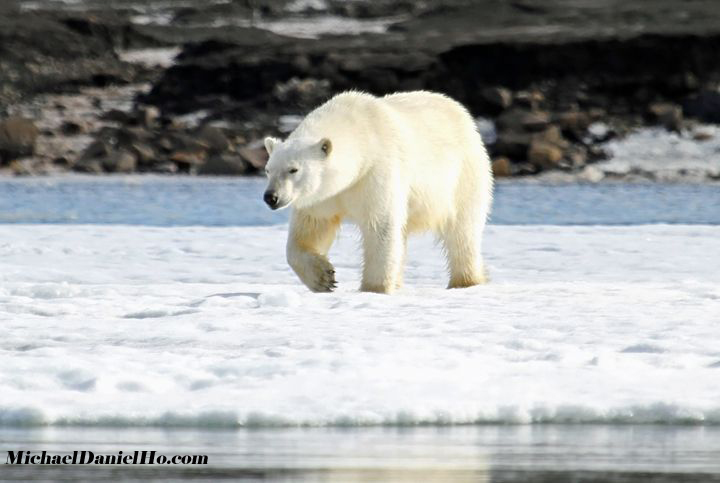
[1,0,720,179]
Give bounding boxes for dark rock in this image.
[496,109,550,133]
[167,133,207,153]
[117,126,153,147]
[682,91,720,123]
[197,125,230,154]
[329,0,421,18]
[587,145,610,162]
[198,154,247,175]
[103,109,134,124]
[0,12,137,105]
[0,118,39,163]
[79,140,110,162]
[142,0,720,125]
[480,86,513,113]
[514,91,544,110]
[60,121,84,136]
[493,132,531,159]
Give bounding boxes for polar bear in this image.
[263,90,493,294]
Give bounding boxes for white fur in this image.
[264,90,493,294]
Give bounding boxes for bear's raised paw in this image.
[306,257,337,293]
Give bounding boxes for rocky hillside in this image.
[2,0,720,178]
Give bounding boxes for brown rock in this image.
[131,142,156,164]
[514,90,544,110]
[238,145,268,170]
[103,150,137,173]
[157,137,173,153]
[565,146,588,168]
[531,125,567,147]
[137,106,160,128]
[693,130,714,141]
[0,118,39,163]
[528,140,563,170]
[491,157,512,177]
[555,111,590,131]
[9,159,35,176]
[170,150,207,165]
[73,158,104,173]
[647,102,683,131]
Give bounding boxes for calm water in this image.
[0,176,718,226]
[3,426,720,481]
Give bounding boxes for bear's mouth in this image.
[269,201,290,211]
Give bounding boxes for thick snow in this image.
[598,126,720,181]
[1,223,719,427]
[538,126,720,182]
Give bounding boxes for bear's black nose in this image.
[264,191,279,209]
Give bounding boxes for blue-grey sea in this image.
[0,176,718,226]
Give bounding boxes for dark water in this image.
[0,176,718,226]
[2,426,720,482]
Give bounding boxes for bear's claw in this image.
[307,258,337,292]
[314,267,337,292]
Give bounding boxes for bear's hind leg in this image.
[442,216,488,289]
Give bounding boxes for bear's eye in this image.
[288,167,298,174]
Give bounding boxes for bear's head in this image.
[262,136,332,210]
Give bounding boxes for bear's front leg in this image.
[286,211,340,292]
[360,218,405,294]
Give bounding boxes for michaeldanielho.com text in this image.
[6,450,208,465]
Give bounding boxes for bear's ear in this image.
[319,138,332,157]
[264,136,280,155]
